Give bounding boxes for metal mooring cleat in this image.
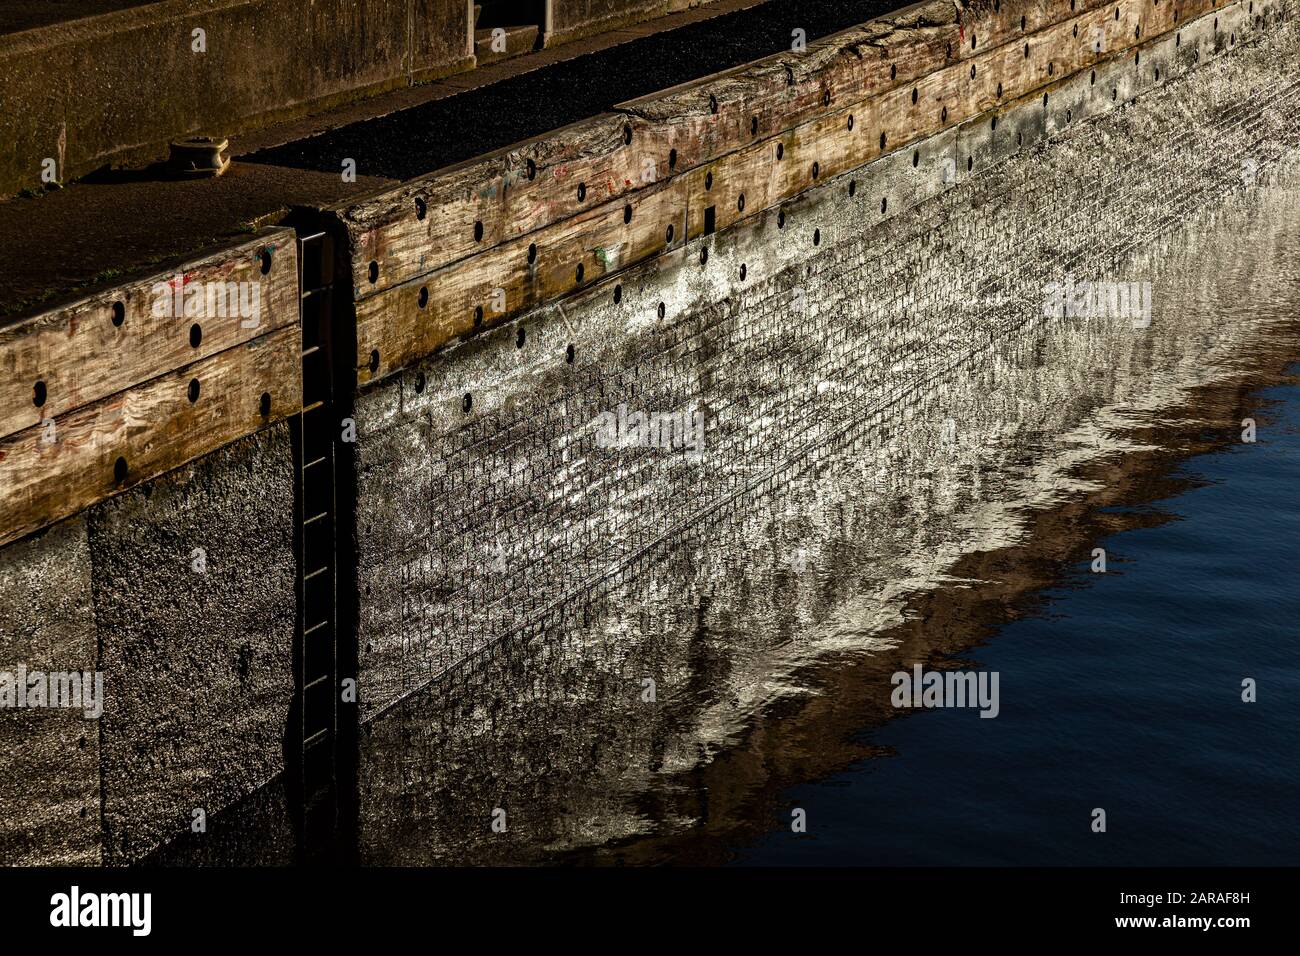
[168,136,231,178]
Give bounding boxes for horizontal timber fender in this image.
[324,0,1112,301]
[0,229,301,549]
[322,0,1285,391]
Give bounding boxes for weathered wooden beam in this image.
[0,229,298,442]
[338,112,640,302]
[617,0,1117,199]
[333,0,1122,300]
[682,0,1222,242]
[356,177,692,380]
[0,324,301,549]
[352,0,1244,385]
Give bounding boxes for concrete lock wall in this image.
[346,1,1300,724]
[0,424,295,866]
[0,0,472,198]
[1,0,1297,864]
[0,215,300,864]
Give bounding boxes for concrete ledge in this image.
[547,0,714,46]
[0,0,472,199]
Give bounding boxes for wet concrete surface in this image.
[246,0,904,180]
[350,173,1300,866]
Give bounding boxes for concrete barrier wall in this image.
[90,425,296,864]
[0,424,296,865]
[343,1,1298,720]
[0,518,99,865]
[0,0,472,198]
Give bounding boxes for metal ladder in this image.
[291,228,357,858]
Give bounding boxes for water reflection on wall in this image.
[356,164,1300,865]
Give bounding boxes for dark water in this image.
[155,160,1300,869]
[731,369,1300,866]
